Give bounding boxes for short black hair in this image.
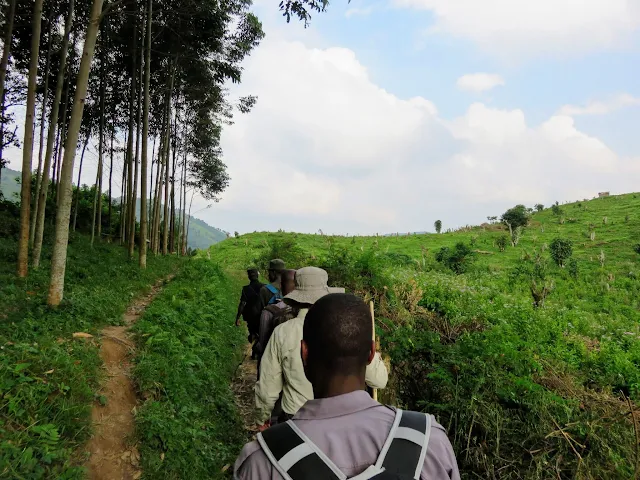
[303,293,372,375]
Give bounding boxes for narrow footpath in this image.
[231,343,261,437]
[84,276,173,480]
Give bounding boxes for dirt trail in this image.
[84,276,172,480]
[231,343,261,437]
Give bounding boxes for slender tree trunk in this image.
[32,0,74,268]
[55,73,71,205]
[162,100,172,255]
[181,149,187,255]
[72,133,89,231]
[48,0,104,305]
[51,126,59,189]
[96,88,105,243]
[0,0,17,124]
[176,164,182,254]
[91,153,102,245]
[0,0,17,180]
[17,0,45,277]
[31,6,54,245]
[124,11,137,249]
[139,0,151,269]
[185,191,194,253]
[119,142,127,243]
[108,128,113,239]
[129,44,143,258]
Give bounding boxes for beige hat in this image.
[284,267,344,305]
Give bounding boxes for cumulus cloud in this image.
[6,28,637,236]
[202,36,638,235]
[456,73,505,92]
[558,93,640,116]
[394,0,640,58]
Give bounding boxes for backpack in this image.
[243,283,263,320]
[265,284,282,305]
[257,409,432,480]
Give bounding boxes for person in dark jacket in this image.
[236,269,265,344]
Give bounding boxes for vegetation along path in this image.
[85,276,173,480]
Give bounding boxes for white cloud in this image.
[203,36,638,235]
[395,0,640,57]
[456,73,505,92]
[558,93,640,116]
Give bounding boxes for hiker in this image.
[235,293,460,479]
[254,267,388,427]
[259,259,286,309]
[256,269,297,378]
[235,269,265,346]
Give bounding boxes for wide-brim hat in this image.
[269,259,286,271]
[284,267,344,305]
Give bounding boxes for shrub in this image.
[434,220,442,234]
[634,244,640,255]
[568,258,579,279]
[501,205,529,229]
[435,242,475,274]
[551,202,563,216]
[535,204,544,212]
[549,238,573,267]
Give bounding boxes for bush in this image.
[551,202,563,216]
[549,238,573,267]
[501,205,529,229]
[634,244,640,255]
[535,204,544,212]
[434,220,442,234]
[496,235,508,252]
[435,242,475,274]
[568,258,579,279]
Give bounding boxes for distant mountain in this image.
[130,199,228,251]
[0,167,21,201]
[1,168,226,250]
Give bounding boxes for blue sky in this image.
[5,0,639,235]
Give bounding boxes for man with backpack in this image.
[236,269,265,350]
[234,293,460,480]
[256,269,297,379]
[259,259,286,309]
[255,268,388,427]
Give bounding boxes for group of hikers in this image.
[234,260,460,479]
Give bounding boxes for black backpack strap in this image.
[257,421,345,480]
[374,409,432,480]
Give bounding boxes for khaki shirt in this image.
[255,309,388,422]
[235,390,460,479]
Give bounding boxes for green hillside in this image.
[130,199,227,250]
[210,192,640,479]
[0,167,21,201]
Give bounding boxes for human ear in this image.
[367,340,376,365]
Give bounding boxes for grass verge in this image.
[0,235,180,478]
[132,260,247,479]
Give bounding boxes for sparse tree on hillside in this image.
[549,238,573,268]
[551,202,563,216]
[535,204,544,212]
[501,205,529,230]
[434,220,442,234]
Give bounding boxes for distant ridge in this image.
[1,168,226,250]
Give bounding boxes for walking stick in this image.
[370,301,378,402]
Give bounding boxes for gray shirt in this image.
[234,390,460,479]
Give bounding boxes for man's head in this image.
[247,268,259,282]
[282,269,296,296]
[302,293,375,397]
[267,259,286,283]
